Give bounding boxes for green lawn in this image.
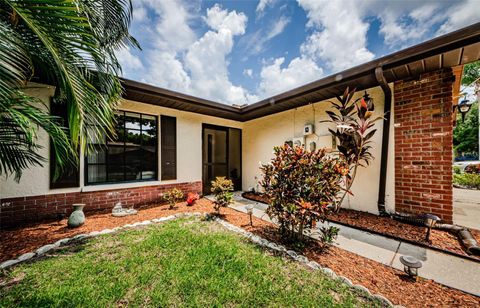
[0,218,381,307]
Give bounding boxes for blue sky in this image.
[117,0,480,105]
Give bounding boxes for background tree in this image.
[453,102,478,157]
[454,61,480,159]
[0,0,139,181]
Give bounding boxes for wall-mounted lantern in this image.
[456,95,473,122]
[362,91,374,110]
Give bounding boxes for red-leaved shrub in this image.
[260,145,348,242]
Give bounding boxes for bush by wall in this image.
[453,173,480,189]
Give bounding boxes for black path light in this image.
[399,255,422,281]
[456,95,473,122]
[423,213,441,243]
[246,204,254,226]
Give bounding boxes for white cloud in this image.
[298,0,374,72]
[238,15,290,59]
[256,0,275,14]
[438,0,480,34]
[205,4,247,35]
[243,69,253,78]
[267,16,290,39]
[116,46,143,73]
[258,57,323,97]
[124,1,255,105]
[142,51,191,92]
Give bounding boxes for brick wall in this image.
[0,181,202,229]
[394,68,454,222]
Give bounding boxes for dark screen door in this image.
[202,124,241,194]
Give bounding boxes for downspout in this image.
[375,67,391,216]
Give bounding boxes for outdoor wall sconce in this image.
[246,204,254,226]
[455,95,473,122]
[362,91,374,110]
[423,213,440,242]
[399,255,422,280]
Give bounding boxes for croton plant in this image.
[260,145,348,242]
[324,87,383,212]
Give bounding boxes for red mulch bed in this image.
[1,199,479,307]
[242,192,480,260]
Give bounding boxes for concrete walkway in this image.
[454,187,480,230]
[226,193,480,296]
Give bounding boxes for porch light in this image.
[362,91,373,110]
[399,255,422,280]
[246,204,254,226]
[423,213,440,242]
[456,95,472,122]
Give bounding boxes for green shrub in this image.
[319,226,340,250]
[211,177,234,214]
[164,188,184,209]
[453,166,462,174]
[260,145,347,242]
[453,173,480,189]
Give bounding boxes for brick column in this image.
[394,68,454,222]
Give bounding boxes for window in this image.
[85,111,158,185]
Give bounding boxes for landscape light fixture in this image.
[399,255,422,281]
[456,95,473,122]
[423,213,440,242]
[246,204,254,226]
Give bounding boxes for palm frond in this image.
[0,0,138,180]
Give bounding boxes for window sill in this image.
[81,180,164,192]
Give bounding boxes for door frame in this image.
[201,123,242,194]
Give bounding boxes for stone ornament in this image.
[112,202,138,217]
[68,204,85,228]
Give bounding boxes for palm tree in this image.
[0,0,138,181]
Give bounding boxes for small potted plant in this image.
[211,177,234,215]
[186,192,200,206]
[164,188,184,209]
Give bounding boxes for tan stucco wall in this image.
[1,84,395,215]
[0,87,243,199]
[242,86,396,214]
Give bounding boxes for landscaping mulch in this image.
[1,199,479,307]
[242,192,480,260]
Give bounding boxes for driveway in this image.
[453,188,480,230]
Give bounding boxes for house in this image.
[1,23,480,228]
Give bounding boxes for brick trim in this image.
[0,181,202,229]
[394,68,454,222]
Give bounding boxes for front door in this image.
[202,124,241,194]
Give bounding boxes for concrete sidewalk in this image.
[454,187,480,230]
[227,194,480,296]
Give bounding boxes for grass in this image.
[0,218,381,307]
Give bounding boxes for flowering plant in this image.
[186,192,200,206]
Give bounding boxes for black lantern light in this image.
[399,255,422,281]
[246,204,254,226]
[362,91,374,110]
[423,213,440,242]
[456,95,473,122]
